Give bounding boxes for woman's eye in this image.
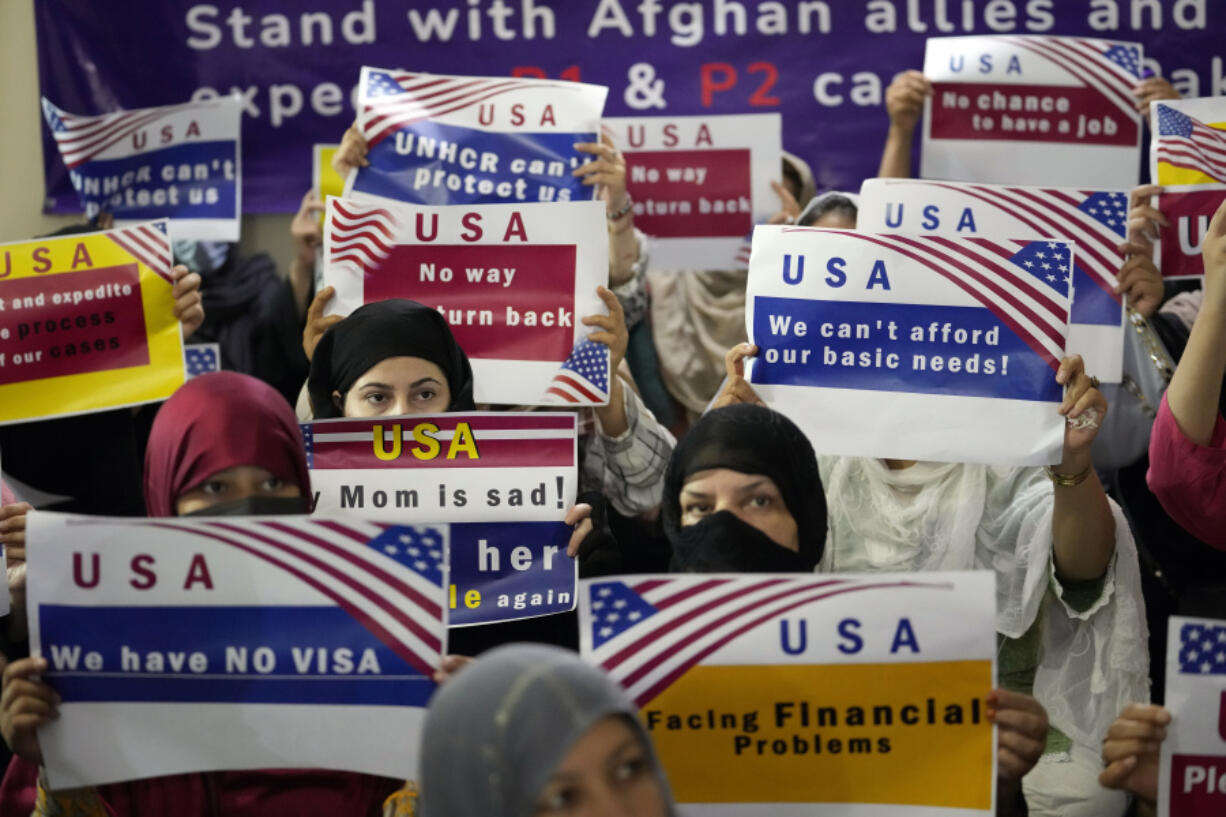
[683,503,711,515]
[201,481,227,495]
[364,392,386,404]
[748,494,773,509]
[414,389,437,402]
[261,476,284,491]
[537,787,575,813]
[614,756,648,782]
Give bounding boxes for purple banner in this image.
[34,1,1226,214]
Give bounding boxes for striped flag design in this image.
[1155,104,1226,185]
[107,222,174,284]
[585,576,952,707]
[302,414,576,470]
[360,71,568,147]
[40,98,195,169]
[999,37,1141,120]
[328,199,400,273]
[543,338,610,404]
[153,518,445,677]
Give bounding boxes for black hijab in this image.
[663,404,826,572]
[308,299,475,418]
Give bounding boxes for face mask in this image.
[181,495,310,517]
[172,240,232,274]
[669,510,810,573]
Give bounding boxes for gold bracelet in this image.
[1044,465,1093,487]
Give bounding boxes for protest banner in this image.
[859,177,1126,382]
[0,222,185,426]
[1157,616,1226,817]
[322,197,609,406]
[745,226,1071,466]
[580,571,997,815]
[602,114,781,270]
[344,67,607,208]
[26,512,446,789]
[304,412,578,626]
[1149,99,1226,281]
[41,96,241,241]
[921,35,1143,188]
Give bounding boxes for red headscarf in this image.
[143,372,311,517]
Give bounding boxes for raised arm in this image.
[878,70,931,179]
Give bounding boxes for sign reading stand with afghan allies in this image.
[603,114,781,271]
[322,197,610,406]
[26,512,446,789]
[580,571,997,816]
[1150,98,1226,281]
[921,35,1143,188]
[0,222,185,425]
[745,227,1071,466]
[304,412,579,626]
[858,178,1126,383]
[41,97,241,241]
[345,68,607,208]
[1157,616,1226,817]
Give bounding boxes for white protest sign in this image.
[1157,615,1226,817]
[858,177,1126,382]
[745,226,1070,465]
[603,114,781,270]
[921,35,1143,188]
[322,197,610,406]
[580,571,997,815]
[27,512,446,789]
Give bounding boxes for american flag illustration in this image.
[41,98,192,169]
[1177,622,1226,676]
[107,221,174,284]
[301,414,576,470]
[543,338,610,404]
[184,344,220,378]
[930,183,1126,304]
[1155,104,1226,185]
[154,518,446,676]
[999,37,1141,120]
[585,576,952,707]
[360,70,567,147]
[328,199,400,273]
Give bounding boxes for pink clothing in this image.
[1147,393,1226,549]
[1,478,15,505]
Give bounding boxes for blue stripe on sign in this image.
[1070,264,1124,326]
[39,604,433,706]
[449,521,577,626]
[68,141,238,220]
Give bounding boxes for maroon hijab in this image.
[143,372,311,517]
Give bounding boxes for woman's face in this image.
[679,468,799,551]
[174,466,302,515]
[335,356,451,417]
[534,716,669,817]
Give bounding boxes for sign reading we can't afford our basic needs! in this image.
[858,178,1126,383]
[746,227,1071,466]
[0,222,185,425]
[27,512,446,789]
[305,412,578,626]
[323,197,609,406]
[580,572,997,816]
[603,114,781,271]
[346,67,607,207]
[921,35,1143,188]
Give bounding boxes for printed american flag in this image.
[584,576,951,706]
[1155,103,1226,185]
[41,98,192,169]
[184,344,220,378]
[156,518,446,676]
[107,221,174,284]
[328,199,400,274]
[1177,622,1226,676]
[931,182,1126,304]
[543,338,610,404]
[787,230,1072,370]
[999,37,1141,120]
[359,70,562,147]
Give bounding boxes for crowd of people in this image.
[0,60,1224,817]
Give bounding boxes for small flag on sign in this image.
[185,344,220,378]
[543,338,610,404]
[1177,622,1226,676]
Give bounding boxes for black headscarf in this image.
[662,404,826,572]
[308,299,475,418]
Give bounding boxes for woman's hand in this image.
[332,124,369,178]
[432,655,473,684]
[1114,246,1165,319]
[0,502,32,565]
[582,286,628,374]
[1126,185,1167,251]
[765,181,801,225]
[1056,354,1107,468]
[171,264,205,339]
[290,191,325,270]
[1133,76,1180,120]
[574,133,627,214]
[711,343,766,410]
[565,503,594,559]
[988,689,1048,783]
[885,70,932,134]
[0,656,58,766]
[1099,703,1170,806]
[303,286,344,361]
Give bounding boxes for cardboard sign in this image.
[580,571,997,815]
[746,226,1070,466]
[322,197,609,406]
[0,222,185,425]
[921,35,1143,188]
[603,114,781,270]
[858,178,1126,382]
